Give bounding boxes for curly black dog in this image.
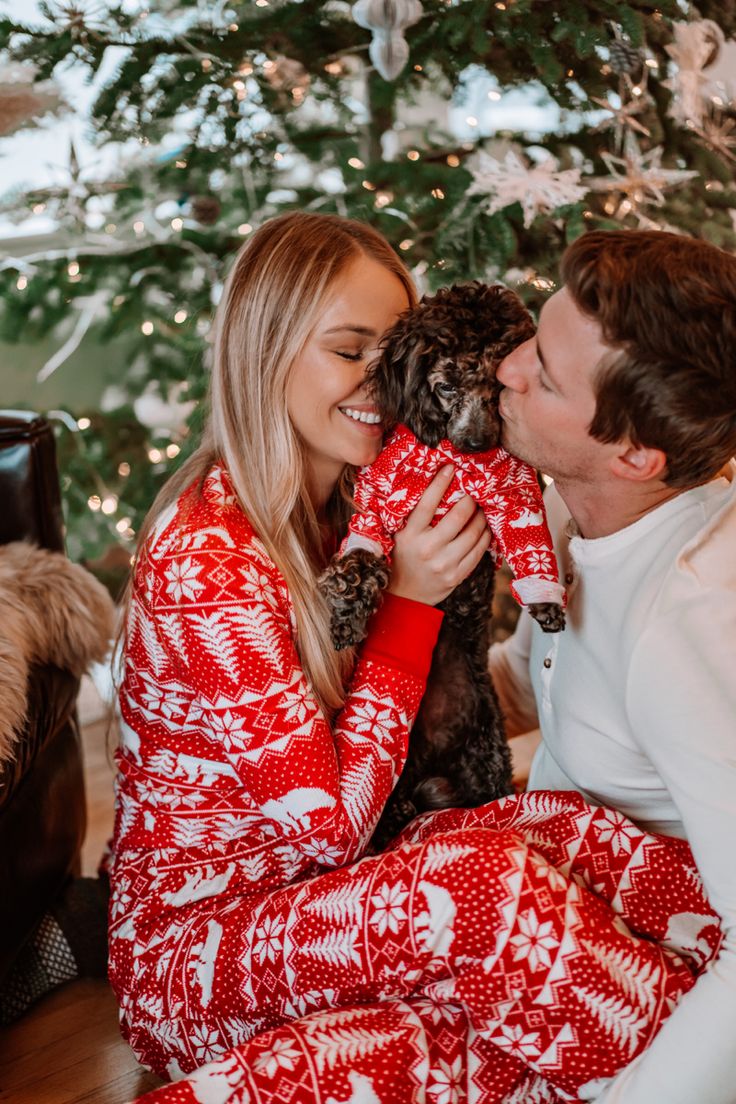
[319,282,565,849]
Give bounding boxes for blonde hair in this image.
[123,212,416,716]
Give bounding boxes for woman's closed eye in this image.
[336,350,365,362]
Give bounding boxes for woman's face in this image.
[287,253,410,506]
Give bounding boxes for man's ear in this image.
[609,443,668,482]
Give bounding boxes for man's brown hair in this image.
[561,229,736,487]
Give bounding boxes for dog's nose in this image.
[465,436,487,452]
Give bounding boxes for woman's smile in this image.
[338,404,383,435]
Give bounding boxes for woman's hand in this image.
[388,465,492,606]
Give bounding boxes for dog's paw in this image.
[318,549,390,650]
[528,602,566,633]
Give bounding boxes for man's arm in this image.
[596,593,736,1104]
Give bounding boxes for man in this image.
[489,228,736,1103]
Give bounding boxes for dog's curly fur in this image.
[320,281,550,849]
[0,542,114,764]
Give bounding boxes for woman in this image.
[111,213,716,1104]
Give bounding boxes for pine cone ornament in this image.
[609,39,643,76]
[191,195,221,225]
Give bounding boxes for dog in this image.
[318,282,565,849]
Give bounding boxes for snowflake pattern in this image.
[510,908,559,972]
[428,1056,464,1103]
[252,915,285,965]
[191,1023,224,1063]
[253,1036,301,1078]
[164,556,206,602]
[491,1022,542,1060]
[369,883,409,936]
[593,811,642,857]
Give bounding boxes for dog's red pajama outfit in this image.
[112,468,721,1104]
[342,425,565,610]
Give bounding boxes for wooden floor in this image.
[0,679,163,1104]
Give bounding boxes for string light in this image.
[238,223,252,235]
[32,202,46,214]
[466,116,478,126]
[68,261,80,276]
[16,275,27,290]
[488,90,501,101]
[133,220,145,234]
[201,58,212,71]
[174,309,187,323]
[148,447,163,463]
[446,154,460,167]
[105,223,116,233]
[166,443,181,458]
[100,495,118,515]
[141,320,154,335]
[88,495,101,511]
[115,517,132,534]
[407,150,420,161]
[399,239,413,250]
[362,180,377,191]
[171,217,183,230]
[77,417,91,430]
[324,61,343,75]
[348,157,364,169]
[175,160,187,169]
[431,187,445,199]
[118,462,131,477]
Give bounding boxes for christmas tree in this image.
[1,0,735,582]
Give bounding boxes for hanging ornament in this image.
[133,380,197,434]
[352,0,424,82]
[0,62,67,138]
[588,145,698,213]
[190,195,222,225]
[664,20,725,125]
[467,150,588,229]
[609,39,643,77]
[689,113,736,164]
[590,95,651,154]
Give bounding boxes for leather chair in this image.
[0,411,87,979]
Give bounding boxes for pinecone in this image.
[609,39,642,76]
[191,194,221,225]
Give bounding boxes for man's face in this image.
[496,287,617,483]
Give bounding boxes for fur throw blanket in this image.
[0,542,114,764]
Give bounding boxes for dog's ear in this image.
[366,304,450,445]
[364,318,410,426]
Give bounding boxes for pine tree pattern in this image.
[112,469,722,1104]
[344,426,565,608]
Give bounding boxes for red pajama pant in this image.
[122,792,721,1104]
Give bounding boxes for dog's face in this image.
[366,282,536,452]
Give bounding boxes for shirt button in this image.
[564,573,574,585]
[543,657,552,669]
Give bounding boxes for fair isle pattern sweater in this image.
[343,425,565,608]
